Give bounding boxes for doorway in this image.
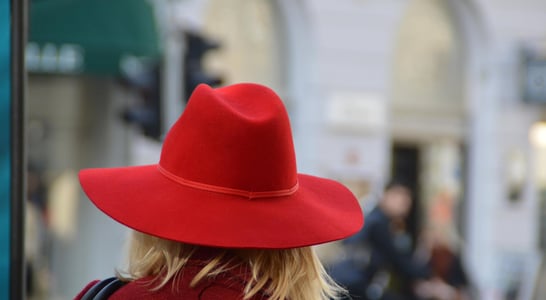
[391,144,421,245]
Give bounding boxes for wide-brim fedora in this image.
[79,83,363,249]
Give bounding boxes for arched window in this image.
[391,0,464,140]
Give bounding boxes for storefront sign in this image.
[326,92,387,132]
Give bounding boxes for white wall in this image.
[466,1,546,298]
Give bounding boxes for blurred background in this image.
[17,0,546,299]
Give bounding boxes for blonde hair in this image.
[119,231,346,300]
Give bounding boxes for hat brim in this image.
[79,165,363,249]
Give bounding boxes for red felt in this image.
[79,83,363,249]
[160,84,297,191]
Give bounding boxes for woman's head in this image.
[380,180,413,219]
[120,231,346,300]
[79,83,364,299]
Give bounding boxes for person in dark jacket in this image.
[74,83,364,300]
[331,181,430,300]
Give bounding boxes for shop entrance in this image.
[391,144,421,244]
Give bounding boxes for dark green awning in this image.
[29,0,161,76]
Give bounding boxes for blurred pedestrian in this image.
[330,180,430,300]
[74,83,364,300]
[414,229,471,300]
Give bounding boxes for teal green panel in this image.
[0,0,11,297]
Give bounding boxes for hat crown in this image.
[159,83,298,194]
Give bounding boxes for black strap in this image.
[81,277,126,300]
[93,278,126,299]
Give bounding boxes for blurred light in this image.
[530,121,546,148]
[49,170,79,240]
[41,43,57,72]
[25,42,40,71]
[58,44,83,73]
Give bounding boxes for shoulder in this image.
[108,277,253,300]
[109,265,263,300]
[367,208,390,228]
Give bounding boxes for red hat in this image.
[79,83,363,249]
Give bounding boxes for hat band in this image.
[157,165,299,199]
